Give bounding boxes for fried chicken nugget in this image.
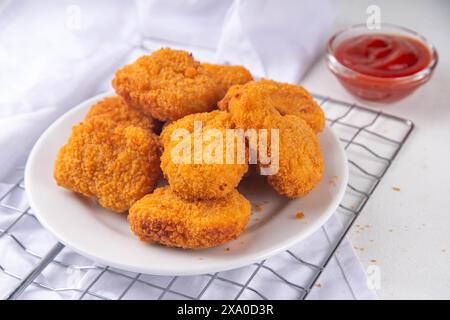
[85,96,158,131]
[219,79,325,133]
[54,117,161,212]
[217,81,324,197]
[160,111,248,200]
[264,115,324,198]
[202,63,253,98]
[113,49,220,121]
[112,48,220,122]
[218,82,278,130]
[112,49,254,122]
[128,187,251,249]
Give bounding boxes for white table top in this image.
[302,0,450,299]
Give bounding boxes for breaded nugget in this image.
[264,115,324,198]
[218,82,278,129]
[257,79,325,133]
[202,63,253,98]
[218,80,324,197]
[85,96,158,131]
[112,48,220,121]
[219,79,325,133]
[54,117,161,212]
[128,187,251,249]
[160,111,248,200]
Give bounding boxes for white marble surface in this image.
[302,0,450,299]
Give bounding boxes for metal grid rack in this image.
[0,95,414,300]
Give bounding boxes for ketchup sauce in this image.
[329,33,436,102]
[335,34,431,78]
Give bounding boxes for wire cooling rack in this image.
[0,95,413,300]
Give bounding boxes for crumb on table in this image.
[329,176,338,186]
[295,211,305,220]
[392,186,401,192]
[254,203,264,212]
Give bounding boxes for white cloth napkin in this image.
[0,0,376,299]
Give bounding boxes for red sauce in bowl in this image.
[334,34,432,78]
[327,27,437,103]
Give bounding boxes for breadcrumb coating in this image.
[202,63,253,98]
[219,79,325,133]
[128,187,251,249]
[160,111,248,200]
[218,80,324,197]
[265,115,324,198]
[218,82,278,129]
[112,48,220,121]
[54,117,161,212]
[85,96,158,131]
[257,79,325,133]
[112,49,254,122]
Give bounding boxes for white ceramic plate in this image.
[25,91,348,276]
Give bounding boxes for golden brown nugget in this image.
[128,187,251,249]
[219,79,325,133]
[112,48,220,122]
[264,115,324,198]
[160,111,248,200]
[218,80,324,197]
[54,117,161,212]
[218,82,278,129]
[202,63,253,98]
[85,96,158,131]
[257,79,325,133]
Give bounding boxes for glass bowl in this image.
[327,23,438,103]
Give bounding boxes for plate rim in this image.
[25,91,349,276]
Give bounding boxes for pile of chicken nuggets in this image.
[54,48,325,249]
